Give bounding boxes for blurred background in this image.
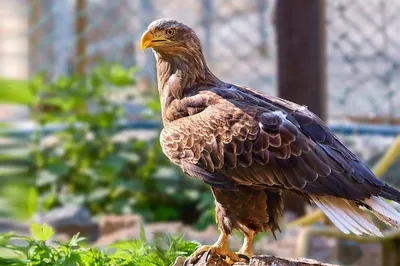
[0,0,399,265]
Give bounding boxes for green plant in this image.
[0,135,36,219]
[30,64,137,215]
[23,63,213,225]
[0,63,216,228]
[0,78,33,105]
[0,223,198,266]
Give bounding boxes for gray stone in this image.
[33,205,98,241]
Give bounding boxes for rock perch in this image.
[174,254,338,266]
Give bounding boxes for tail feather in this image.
[344,201,381,236]
[312,197,351,234]
[362,196,400,229]
[320,197,364,235]
[311,195,383,237]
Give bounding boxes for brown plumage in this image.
[140,19,400,264]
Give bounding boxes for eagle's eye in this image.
[165,29,175,36]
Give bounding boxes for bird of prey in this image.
[140,19,400,264]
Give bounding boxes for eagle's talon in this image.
[205,248,212,261]
[187,244,240,264]
[190,255,202,265]
[238,253,250,262]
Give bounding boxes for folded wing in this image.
[161,85,400,236]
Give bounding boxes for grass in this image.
[0,223,198,266]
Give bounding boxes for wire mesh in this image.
[3,0,400,119]
[23,0,276,91]
[327,0,400,119]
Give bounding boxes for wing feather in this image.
[161,86,394,202]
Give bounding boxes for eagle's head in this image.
[140,18,203,58]
[140,19,221,94]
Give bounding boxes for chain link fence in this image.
[327,0,400,120]
[2,0,400,120]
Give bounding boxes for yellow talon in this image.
[185,231,254,265]
[185,233,245,265]
[189,245,240,264]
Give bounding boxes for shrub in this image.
[0,223,198,266]
[0,63,215,226]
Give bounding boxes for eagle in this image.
[140,19,400,264]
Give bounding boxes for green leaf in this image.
[30,223,54,241]
[106,64,137,86]
[0,78,32,104]
[88,188,111,201]
[0,227,199,265]
[139,222,147,243]
[36,170,58,186]
[26,187,38,219]
[69,233,86,247]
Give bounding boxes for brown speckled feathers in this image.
[160,83,400,235]
[161,85,395,200]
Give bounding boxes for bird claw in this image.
[185,245,242,265]
[205,248,212,261]
[183,257,191,266]
[238,253,251,262]
[184,245,206,265]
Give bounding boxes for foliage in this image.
[30,223,54,241]
[27,64,137,216]
[0,223,198,266]
[0,78,33,105]
[0,63,215,226]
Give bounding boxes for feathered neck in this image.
[154,49,221,122]
[155,51,220,93]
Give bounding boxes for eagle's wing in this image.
[161,86,390,200]
[161,85,400,235]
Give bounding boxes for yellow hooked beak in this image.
[140,30,168,51]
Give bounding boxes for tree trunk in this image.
[276,0,327,218]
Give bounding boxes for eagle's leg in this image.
[237,230,255,259]
[186,232,242,264]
